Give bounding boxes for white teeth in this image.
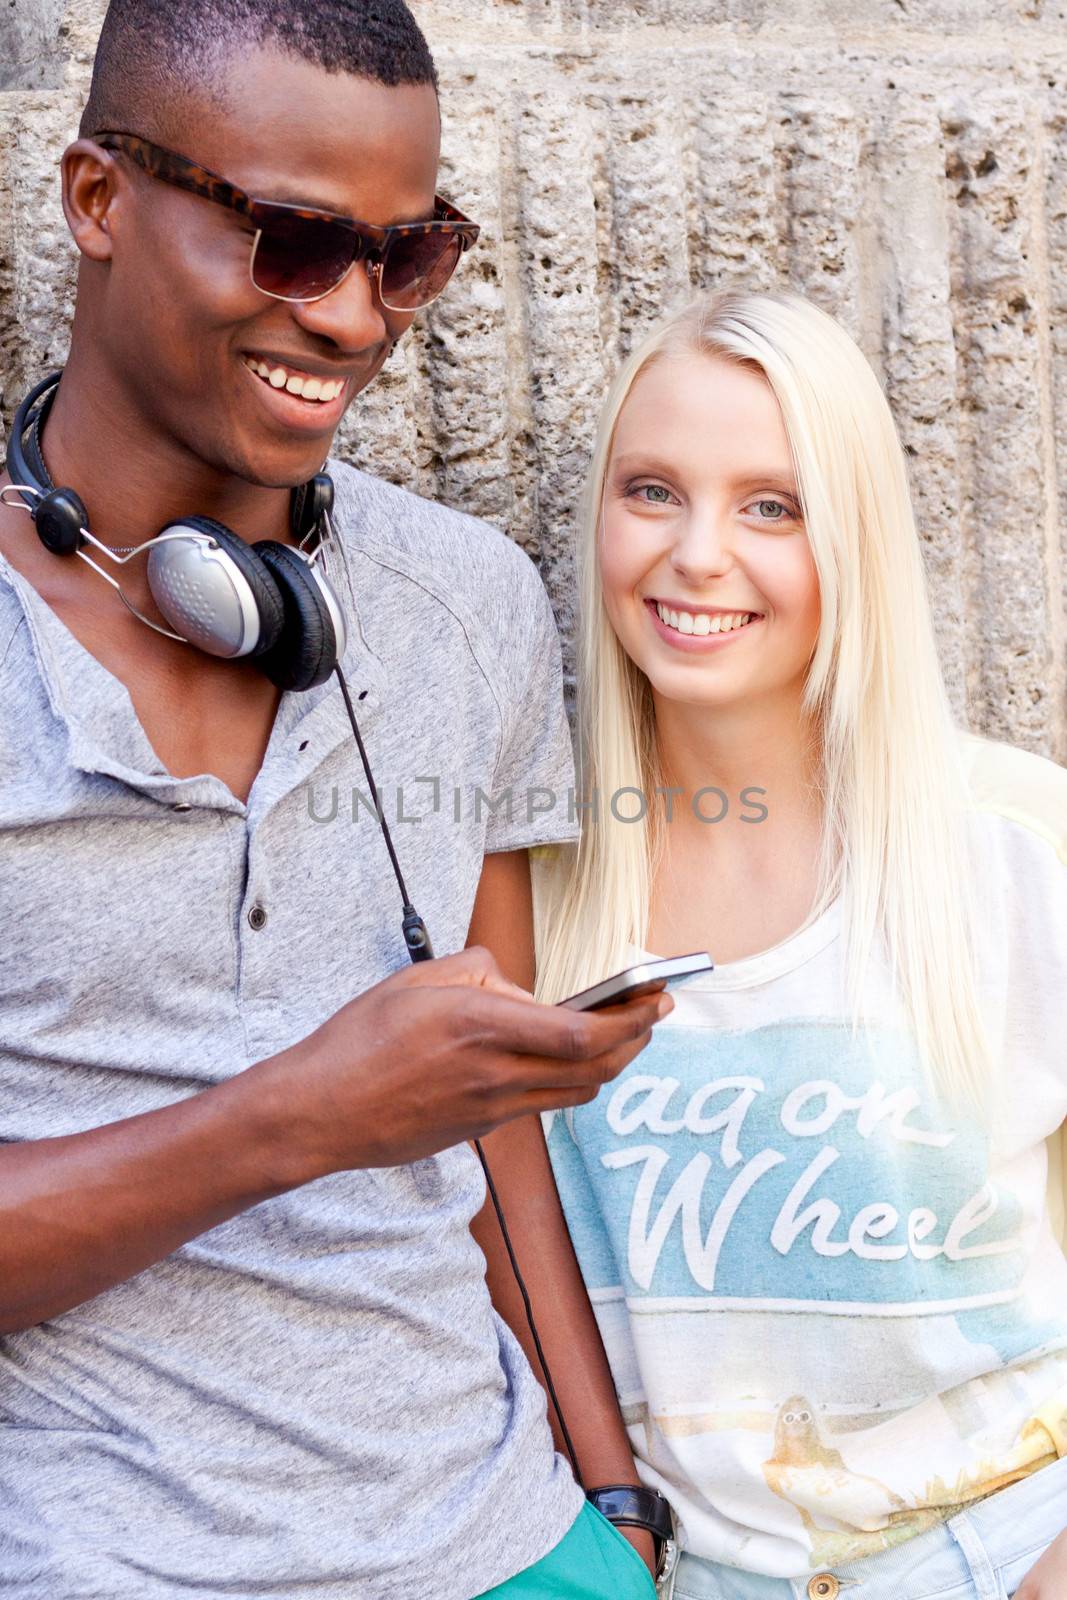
[243,356,345,403]
[655,604,756,637]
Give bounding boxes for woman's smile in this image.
[644,597,764,651]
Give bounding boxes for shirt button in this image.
[807,1578,840,1600]
[247,904,268,931]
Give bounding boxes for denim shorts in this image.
[670,1454,1067,1600]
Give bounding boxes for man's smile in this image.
[241,353,350,404]
[238,351,373,432]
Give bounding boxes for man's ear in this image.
[60,139,123,262]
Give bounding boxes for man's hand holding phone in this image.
[259,946,679,1180]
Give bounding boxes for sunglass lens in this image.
[252,215,357,301]
[380,231,462,311]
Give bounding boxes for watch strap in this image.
[586,1483,674,1551]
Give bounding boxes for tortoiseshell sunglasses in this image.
[94,132,481,310]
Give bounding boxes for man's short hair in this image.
[80,0,438,142]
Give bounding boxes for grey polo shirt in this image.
[0,462,583,1599]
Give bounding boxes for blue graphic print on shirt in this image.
[548,1020,1027,1316]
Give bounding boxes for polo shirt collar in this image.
[0,544,388,816]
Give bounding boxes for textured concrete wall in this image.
[2,1,1066,759]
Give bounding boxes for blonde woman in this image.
[477,290,1067,1600]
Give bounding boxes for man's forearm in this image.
[466,851,650,1491]
[0,949,665,1336]
[472,1113,644,1488]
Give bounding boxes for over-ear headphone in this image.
[4,371,347,692]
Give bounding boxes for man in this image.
[0,2,667,1595]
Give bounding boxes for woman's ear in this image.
[60,139,122,263]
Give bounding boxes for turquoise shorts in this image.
[477,1501,657,1599]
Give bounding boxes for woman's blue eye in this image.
[638,485,672,503]
[751,499,792,520]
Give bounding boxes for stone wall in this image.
[2,0,1066,758]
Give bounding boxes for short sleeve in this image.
[997,838,1067,1122]
[963,735,1067,1147]
[482,556,578,854]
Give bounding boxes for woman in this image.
[527,290,1067,1599]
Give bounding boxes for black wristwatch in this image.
[586,1484,675,1581]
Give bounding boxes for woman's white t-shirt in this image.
[544,735,1067,1578]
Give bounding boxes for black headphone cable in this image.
[335,662,583,1482]
[335,665,433,962]
[472,1139,583,1480]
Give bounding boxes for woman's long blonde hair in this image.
[535,289,990,1105]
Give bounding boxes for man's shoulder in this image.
[328,460,543,609]
[960,731,1067,867]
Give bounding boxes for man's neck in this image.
[40,341,294,550]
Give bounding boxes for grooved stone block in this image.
[1,0,1065,757]
[872,96,969,716]
[942,96,1055,749]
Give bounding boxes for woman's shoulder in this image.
[958,731,1067,867]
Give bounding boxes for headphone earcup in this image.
[254,541,339,691]
[148,517,285,658]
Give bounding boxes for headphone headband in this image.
[8,372,56,501]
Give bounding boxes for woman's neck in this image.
[652,688,823,823]
[646,690,830,964]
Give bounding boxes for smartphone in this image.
[559,952,714,1011]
